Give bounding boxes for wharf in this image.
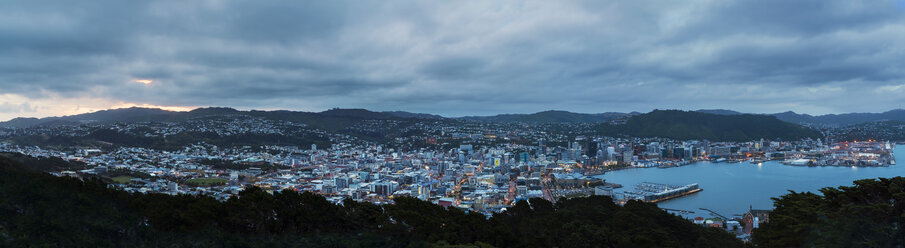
[623,182,702,203]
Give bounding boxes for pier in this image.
[661,208,695,214]
[623,182,702,203]
[698,208,729,220]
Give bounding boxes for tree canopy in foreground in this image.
[753,177,905,247]
[0,153,742,247]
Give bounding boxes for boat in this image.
[749,158,767,164]
[781,158,811,166]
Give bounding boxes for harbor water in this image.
[600,145,905,218]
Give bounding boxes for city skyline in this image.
[3,1,905,120]
[5,1,905,246]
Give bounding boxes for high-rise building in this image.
[606,147,616,161]
[518,152,530,164]
[438,162,448,176]
[416,183,431,200]
[335,176,350,189]
[623,151,633,163]
[373,182,396,196]
[673,147,685,159]
[167,182,179,193]
[587,141,598,157]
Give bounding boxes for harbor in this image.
[601,145,905,220]
[779,141,895,167]
[621,182,702,203]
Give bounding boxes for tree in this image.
[754,177,905,247]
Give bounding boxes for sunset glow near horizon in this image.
[0,93,199,121]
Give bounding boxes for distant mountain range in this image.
[0,107,461,133]
[5,107,904,129]
[0,107,830,142]
[695,109,905,127]
[457,108,905,127]
[0,108,637,129]
[767,110,905,127]
[0,107,178,128]
[458,110,638,123]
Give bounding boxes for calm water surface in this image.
[600,145,905,218]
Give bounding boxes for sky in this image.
[2,0,905,121]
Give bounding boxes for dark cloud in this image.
[1,0,905,117]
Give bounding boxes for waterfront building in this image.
[743,207,771,234]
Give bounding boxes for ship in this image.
[622,182,702,203]
[749,158,768,164]
[781,158,812,166]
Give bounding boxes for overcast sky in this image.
[2,0,905,120]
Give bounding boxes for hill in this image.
[10,107,905,128]
[695,109,742,115]
[188,107,242,116]
[1,117,45,128]
[694,109,905,127]
[383,111,445,119]
[826,120,905,142]
[770,109,905,127]
[0,107,181,128]
[0,107,410,130]
[1,107,824,143]
[0,107,638,129]
[320,108,398,119]
[0,154,743,247]
[460,110,636,123]
[1,107,180,128]
[600,110,822,141]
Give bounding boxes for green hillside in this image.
[600,110,823,141]
[461,110,634,123]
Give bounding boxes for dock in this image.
[662,208,695,214]
[622,182,702,203]
[698,208,729,220]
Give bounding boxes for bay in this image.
[600,145,905,218]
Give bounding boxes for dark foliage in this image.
[197,158,288,171]
[0,155,742,247]
[460,110,634,123]
[753,177,905,247]
[598,110,822,141]
[0,152,88,171]
[101,168,153,180]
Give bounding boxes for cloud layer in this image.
[2,0,905,119]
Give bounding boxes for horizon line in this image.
[4,106,905,122]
